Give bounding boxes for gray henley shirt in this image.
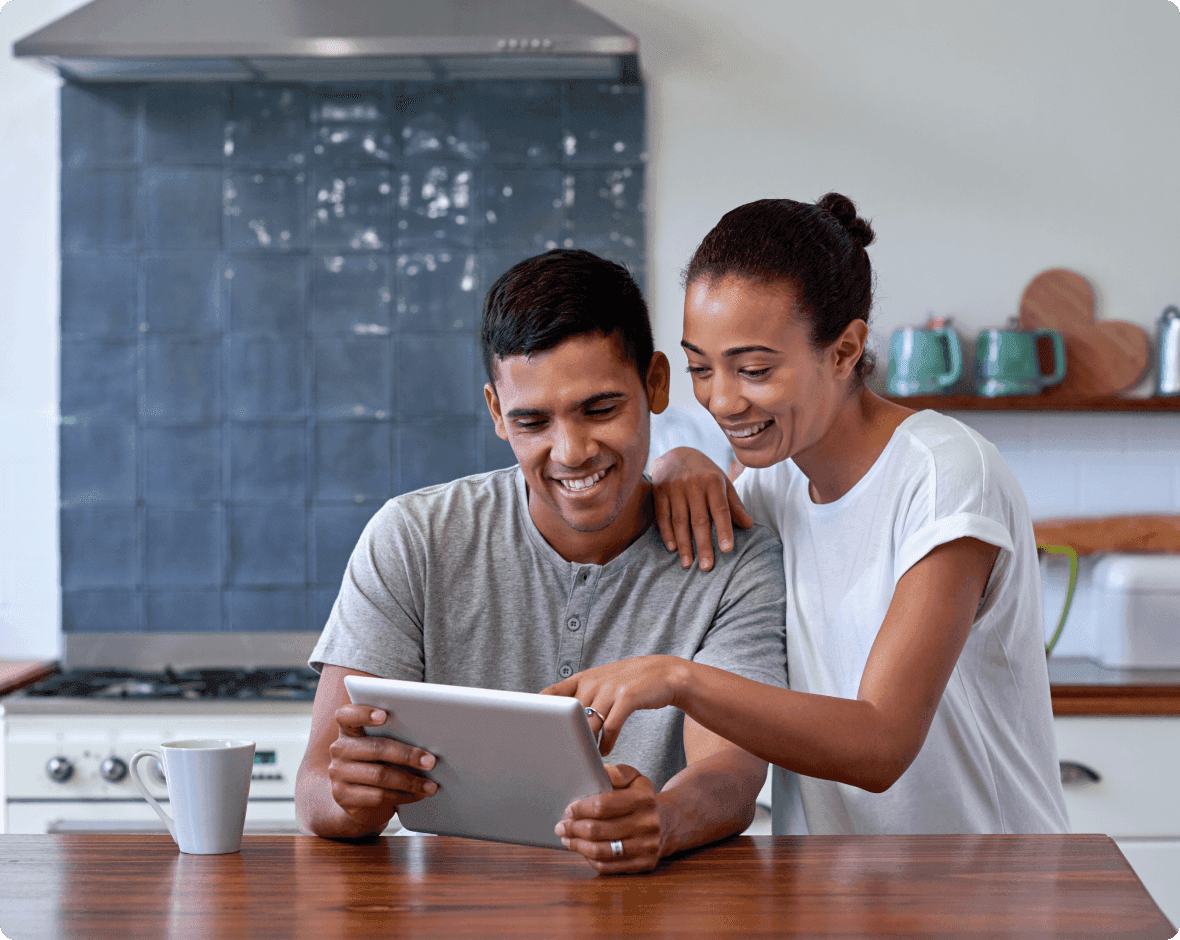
[310,466,787,790]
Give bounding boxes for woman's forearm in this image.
[670,662,921,793]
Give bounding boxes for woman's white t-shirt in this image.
[735,409,1069,835]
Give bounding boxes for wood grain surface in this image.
[1033,514,1180,555]
[1018,268,1151,399]
[0,834,1172,939]
[0,660,56,697]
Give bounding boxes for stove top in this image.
[21,667,320,702]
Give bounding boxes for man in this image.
[296,249,786,873]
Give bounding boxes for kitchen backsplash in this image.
[58,78,646,634]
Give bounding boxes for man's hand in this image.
[326,704,440,830]
[554,764,667,874]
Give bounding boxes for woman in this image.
[546,193,1068,836]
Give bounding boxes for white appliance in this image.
[1095,554,1180,667]
[1,662,315,835]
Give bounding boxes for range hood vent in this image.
[13,0,639,83]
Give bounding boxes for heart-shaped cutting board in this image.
[1017,268,1150,399]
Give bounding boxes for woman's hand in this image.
[555,764,667,874]
[542,656,693,755]
[651,447,753,570]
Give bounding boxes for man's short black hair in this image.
[480,249,653,384]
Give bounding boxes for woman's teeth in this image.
[728,420,772,440]
[559,469,606,491]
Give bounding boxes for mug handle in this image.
[1038,544,1078,656]
[1034,330,1067,388]
[934,329,963,391]
[129,749,175,838]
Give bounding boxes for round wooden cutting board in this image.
[1017,268,1150,399]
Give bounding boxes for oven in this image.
[1,666,316,835]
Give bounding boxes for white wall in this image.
[0,0,82,659]
[580,0,1180,658]
[584,0,1180,406]
[2,0,1179,659]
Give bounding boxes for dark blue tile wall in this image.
[59,78,646,634]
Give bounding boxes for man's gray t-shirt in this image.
[310,466,787,790]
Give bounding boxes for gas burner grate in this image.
[24,667,320,701]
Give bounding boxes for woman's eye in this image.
[686,365,710,376]
[741,368,771,379]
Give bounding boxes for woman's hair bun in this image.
[818,192,875,250]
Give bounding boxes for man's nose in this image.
[550,419,597,467]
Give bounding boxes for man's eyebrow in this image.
[504,392,626,420]
[681,340,781,357]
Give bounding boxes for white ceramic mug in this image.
[129,739,255,855]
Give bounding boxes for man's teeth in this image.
[729,421,771,439]
[559,470,606,490]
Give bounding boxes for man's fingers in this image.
[331,711,436,772]
[604,763,642,789]
[334,703,388,735]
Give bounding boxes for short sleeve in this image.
[309,500,428,680]
[690,525,788,688]
[892,428,1017,584]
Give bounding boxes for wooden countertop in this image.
[0,834,1171,939]
[0,659,56,697]
[1050,657,1180,716]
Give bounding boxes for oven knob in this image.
[100,756,128,782]
[46,756,74,783]
[148,759,166,786]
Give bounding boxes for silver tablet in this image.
[344,675,613,849]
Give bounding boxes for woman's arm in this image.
[651,447,754,571]
[547,536,999,792]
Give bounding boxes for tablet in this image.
[344,675,613,849]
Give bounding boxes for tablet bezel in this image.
[343,675,613,849]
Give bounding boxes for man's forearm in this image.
[656,748,765,857]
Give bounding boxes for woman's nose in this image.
[707,370,747,420]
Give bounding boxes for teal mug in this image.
[888,324,963,396]
[974,328,1066,397]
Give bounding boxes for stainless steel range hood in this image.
[13,0,639,83]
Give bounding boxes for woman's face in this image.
[681,275,843,469]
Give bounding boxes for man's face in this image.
[485,332,669,563]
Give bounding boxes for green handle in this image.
[934,329,963,390]
[1038,543,1077,656]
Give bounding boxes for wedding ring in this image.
[584,706,605,725]
[610,839,624,858]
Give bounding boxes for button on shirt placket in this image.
[556,566,596,683]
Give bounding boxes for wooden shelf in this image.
[885,394,1180,412]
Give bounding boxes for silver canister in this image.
[1158,305,1180,397]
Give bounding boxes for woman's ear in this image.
[645,351,671,415]
[831,320,869,380]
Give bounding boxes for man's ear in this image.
[645,351,671,415]
[484,381,510,441]
[831,320,868,380]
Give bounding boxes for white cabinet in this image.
[1055,716,1180,927]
